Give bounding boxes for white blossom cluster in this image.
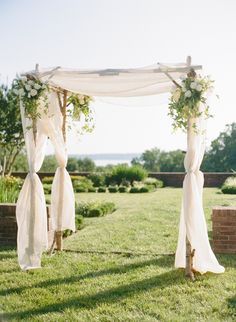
[14,76,46,98]
[180,75,203,98]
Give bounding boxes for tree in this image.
[158,150,185,172]
[131,148,184,172]
[142,148,161,171]
[67,157,79,172]
[77,157,96,172]
[0,85,24,175]
[202,123,236,172]
[40,155,58,172]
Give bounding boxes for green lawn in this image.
[0,188,236,321]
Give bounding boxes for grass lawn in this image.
[0,188,236,321]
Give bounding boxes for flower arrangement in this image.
[168,71,214,131]
[13,76,94,134]
[13,76,49,121]
[67,93,94,133]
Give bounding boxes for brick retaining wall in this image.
[0,204,54,247]
[212,206,236,254]
[12,172,235,188]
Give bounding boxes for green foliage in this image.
[202,123,236,172]
[43,183,52,195]
[0,176,23,203]
[139,186,149,193]
[98,186,107,193]
[13,77,49,122]
[221,176,236,194]
[40,155,57,172]
[63,214,84,237]
[109,165,147,185]
[132,148,185,172]
[129,187,140,193]
[72,176,93,192]
[118,186,128,193]
[75,187,87,193]
[0,85,24,175]
[67,157,96,172]
[144,177,163,188]
[76,201,116,217]
[67,94,94,134]
[42,177,53,184]
[108,186,118,193]
[88,173,106,187]
[11,153,28,172]
[168,74,213,131]
[88,187,97,192]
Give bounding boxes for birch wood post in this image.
[55,90,68,251]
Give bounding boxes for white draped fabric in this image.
[38,92,75,232]
[18,60,224,275]
[28,63,202,97]
[175,107,225,274]
[16,103,48,270]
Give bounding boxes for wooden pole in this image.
[55,90,67,251]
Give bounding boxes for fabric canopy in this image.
[25,62,202,97]
[18,59,224,276]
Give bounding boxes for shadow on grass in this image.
[0,255,174,296]
[228,295,236,310]
[63,248,174,257]
[4,268,184,320]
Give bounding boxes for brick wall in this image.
[0,204,54,247]
[12,172,235,187]
[212,206,236,254]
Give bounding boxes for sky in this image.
[0,0,235,154]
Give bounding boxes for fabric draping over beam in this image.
[26,63,202,97]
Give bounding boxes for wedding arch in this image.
[16,56,224,279]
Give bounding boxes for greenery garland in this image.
[13,76,49,121]
[13,76,94,134]
[168,72,214,131]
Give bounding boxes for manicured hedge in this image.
[107,165,147,185]
[221,176,236,194]
[63,214,84,237]
[76,201,116,217]
[108,186,118,193]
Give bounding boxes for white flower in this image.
[13,89,19,95]
[28,80,34,86]
[196,84,202,91]
[190,82,197,89]
[21,76,27,82]
[185,90,192,98]
[25,84,31,91]
[30,89,37,96]
[182,86,187,92]
[34,83,41,90]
